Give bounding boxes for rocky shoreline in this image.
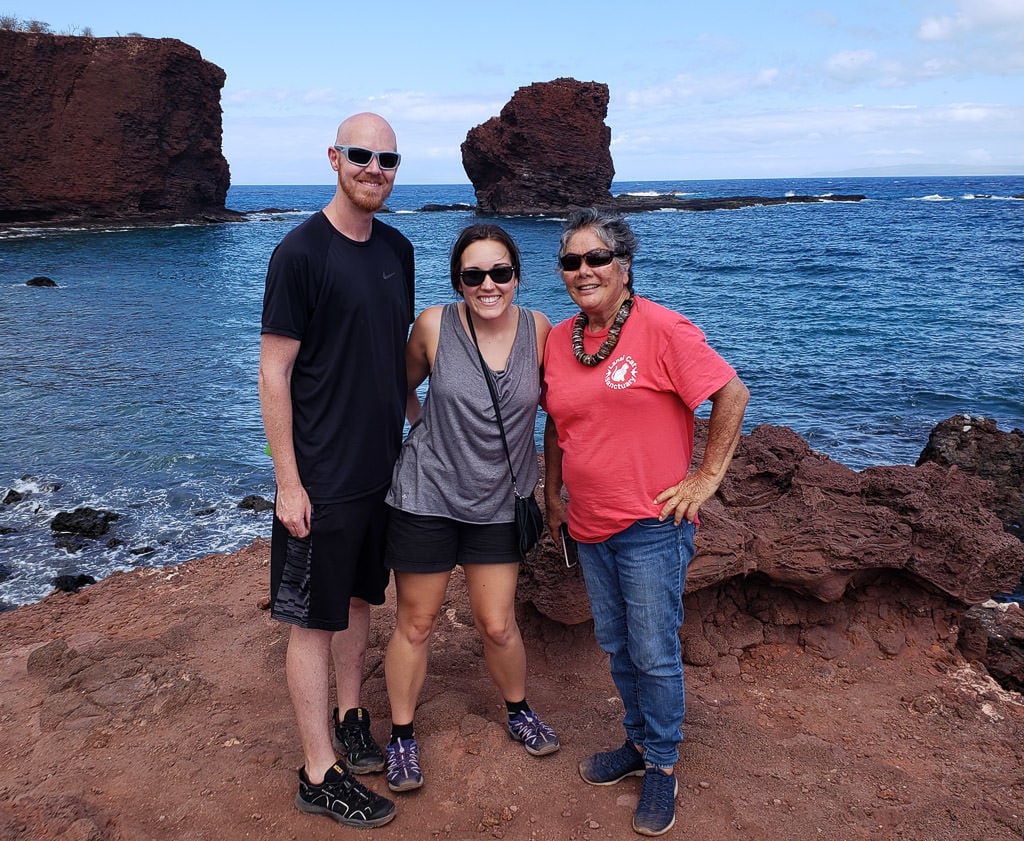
[418,192,866,216]
[1,416,1023,839]
[1,192,866,235]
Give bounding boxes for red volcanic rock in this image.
[522,420,1024,689]
[461,78,614,215]
[524,421,1024,625]
[960,600,1024,693]
[0,31,231,225]
[917,413,1024,540]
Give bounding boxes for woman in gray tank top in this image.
[381,225,558,793]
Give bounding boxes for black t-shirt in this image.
[261,212,415,502]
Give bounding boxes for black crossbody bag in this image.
[464,308,544,558]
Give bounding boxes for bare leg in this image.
[384,571,450,725]
[332,597,371,714]
[464,563,526,703]
[286,625,336,783]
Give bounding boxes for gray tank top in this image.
[386,303,540,523]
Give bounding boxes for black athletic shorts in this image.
[269,489,390,631]
[385,506,520,573]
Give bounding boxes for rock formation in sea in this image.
[0,30,232,226]
[459,77,866,216]
[461,78,615,215]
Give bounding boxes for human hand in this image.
[275,484,311,538]
[654,471,718,525]
[545,494,569,547]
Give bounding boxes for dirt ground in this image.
[1,539,1022,841]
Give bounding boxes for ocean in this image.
[1,176,1022,608]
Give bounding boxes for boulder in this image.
[959,600,1024,693]
[51,573,96,593]
[238,494,273,513]
[51,507,120,538]
[916,413,1023,540]
[0,30,232,226]
[462,78,614,214]
[522,420,1024,625]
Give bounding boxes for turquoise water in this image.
[1,176,1022,606]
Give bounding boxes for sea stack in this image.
[461,77,615,215]
[0,30,231,226]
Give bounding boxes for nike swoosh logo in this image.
[383,272,396,280]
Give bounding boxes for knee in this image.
[395,612,438,648]
[629,635,682,676]
[475,614,517,648]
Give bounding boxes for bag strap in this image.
[464,306,525,498]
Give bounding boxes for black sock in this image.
[390,722,414,743]
[505,699,531,717]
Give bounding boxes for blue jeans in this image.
[578,517,695,768]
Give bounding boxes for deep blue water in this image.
[1,176,1022,607]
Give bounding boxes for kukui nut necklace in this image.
[572,295,635,367]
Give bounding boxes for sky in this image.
[13,0,1024,184]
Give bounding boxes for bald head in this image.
[335,112,397,151]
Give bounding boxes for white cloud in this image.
[918,0,1024,41]
[603,99,1024,178]
[825,49,878,75]
[622,69,780,109]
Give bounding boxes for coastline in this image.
[0,192,866,233]
[1,537,1021,840]
[3,415,1023,837]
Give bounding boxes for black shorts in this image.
[269,489,390,631]
[385,506,520,573]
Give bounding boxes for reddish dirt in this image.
[1,539,1022,841]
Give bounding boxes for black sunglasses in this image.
[333,145,401,170]
[558,249,625,271]
[460,266,517,287]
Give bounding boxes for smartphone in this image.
[560,523,579,569]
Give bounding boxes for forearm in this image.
[405,387,422,426]
[258,369,302,493]
[654,375,749,523]
[542,415,564,505]
[695,376,749,488]
[543,415,569,539]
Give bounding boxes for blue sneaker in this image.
[508,709,560,756]
[385,737,423,792]
[578,740,646,785]
[633,767,678,836]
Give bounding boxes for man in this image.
[258,112,414,829]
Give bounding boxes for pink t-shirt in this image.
[542,296,736,543]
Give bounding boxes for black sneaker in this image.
[333,707,386,774]
[295,762,395,828]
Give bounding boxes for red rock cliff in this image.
[0,31,230,224]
